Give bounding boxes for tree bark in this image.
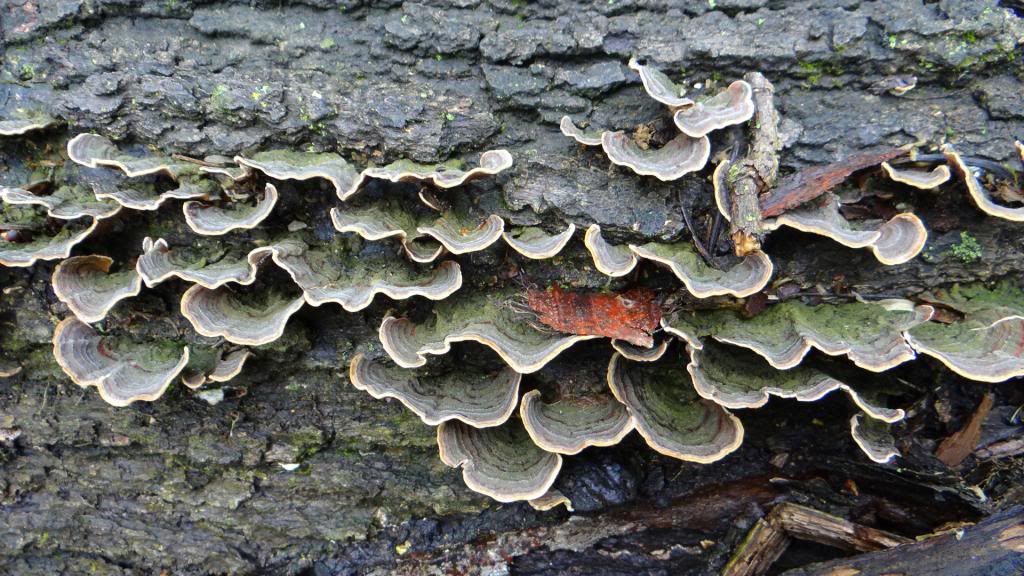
[1,1,1023,574]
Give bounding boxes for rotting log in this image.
[2,1,1024,575]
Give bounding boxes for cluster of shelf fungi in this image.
[2,60,1024,512]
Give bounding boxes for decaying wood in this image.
[758,148,907,217]
[725,72,781,256]
[723,502,912,576]
[781,506,1024,576]
[936,392,995,467]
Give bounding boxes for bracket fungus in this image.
[611,338,669,363]
[67,133,195,180]
[362,150,513,189]
[584,225,773,298]
[349,353,521,427]
[881,161,951,190]
[600,131,711,181]
[672,80,756,138]
[628,57,694,109]
[0,110,57,136]
[182,183,279,236]
[850,413,900,464]
[905,283,1024,383]
[137,237,269,289]
[665,299,934,372]
[943,144,1024,222]
[0,215,99,267]
[714,172,928,266]
[437,419,562,503]
[181,348,253,390]
[519,388,633,455]
[378,291,600,373]
[235,150,362,201]
[180,283,306,346]
[559,116,603,147]
[331,198,505,262]
[607,351,744,463]
[502,224,576,260]
[52,317,190,407]
[52,255,143,324]
[0,185,121,221]
[686,343,904,424]
[257,237,462,310]
[92,178,216,211]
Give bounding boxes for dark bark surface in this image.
[1,1,1023,574]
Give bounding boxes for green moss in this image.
[950,231,982,263]
[319,37,336,50]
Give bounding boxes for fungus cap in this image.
[52,317,189,407]
[52,255,143,324]
[606,352,744,463]
[437,419,562,503]
[180,283,306,346]
[519,389,634,455]
[880,162,951,189]
[183,183,279,236]
[234,150,362,201]
[502,224,576,260]
[627,57,694,109]
[672,80,755,138]
[349,353,520,427]
[600,131,711,182]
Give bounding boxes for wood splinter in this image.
[722,502,912,576]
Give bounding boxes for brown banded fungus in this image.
[600,131,711,181]
[519,388,633,456]
[664,299,934,372]
[437,419,562,503]
[330,197,505,262]
[850,413,900,464]
[234,150,362,201]
[905,283,1024,383]
[943,144,1024,222]
[181,348,253,390]
[502,224,576,260]
[52,317,190,407]
[528,490,574,512]
[628,57,695,109]
[0,185,121,220]
[0,213,98,267]
[672,80,756,138]
[607,350,744,463]
[52,255,144,324]
[881,162,951,190]
[362,150,513,189]
[137,237,270,289]
[91,178,216,211]
[714,162,928,265]
[256,237,462,310]
[0,110,57,136]
[182,183,279,236]
[686,343,904,424]
[349,353,521,427]
[180,283,306,346]
[67,133,197,180]
[378,290,600,373]
[559,116,603,146]
[584,225,773,298]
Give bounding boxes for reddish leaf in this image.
[527,286,661,347]
[759,148,906,217]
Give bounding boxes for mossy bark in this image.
[2,1,1023,574]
